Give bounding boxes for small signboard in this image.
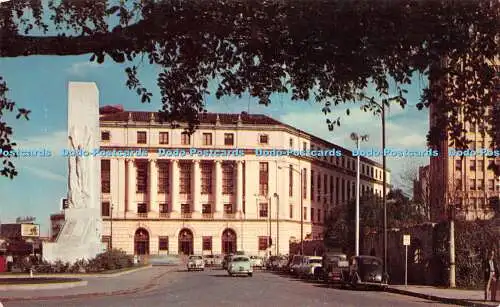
[403,235,411,246]
[21,224,40,237]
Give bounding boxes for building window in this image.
[311,208,315,222]
[455,160,462,171]
[222,162,234,194]
[303,206,307,220]
[259,162,269,196]
[101,201,110,216]
[289,138,293,148]
[477,160,484,170]
[455,179,462,191]
[101,159,110,193]
[302,168,307,199]
[477,179,484,191]
[258,236,269,251]
[137,131,147,144]
[181,203,191,213]
[318,209,321,222]
[330,176,334,204]
[341,178,345,201]
[488,179,495,191]
[259,203,268,217]
[159,237,169,251]
[317,173,321,202]
[179,162,191,194]
[136,161,148,193]
[311,170,315,201]
[259,134,269,144]
[203,236,212,251]
[224,133,234,145]
[470,160,476,171]
[181,132,190,145]
[323,174,328,203]
[224,203,233,214]
[362,164,365,174]
[202,204,212,214]
[201,162,213,194]
[347,180,351,200]
[137,203,147,213]
[289,204,293,219]
[101,131,110,141]
[303,142,307,151]
[336,177,340,204]
[202,133,213,145]
[158,161,170,193]
[289,165,293,197]
[159,203,168,213]
[159,132,169,144]
[469,179,476,190]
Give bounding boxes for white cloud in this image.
[66,62,105,77]
[16,130,67,151]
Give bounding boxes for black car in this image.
[346,256,388,289]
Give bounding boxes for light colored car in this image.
[249,256,264,269]
[187,255,205,271]
[228,255,253,277]
[298,256,323,279]
[204,254,215,267]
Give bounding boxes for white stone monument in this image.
[43,82,105,263]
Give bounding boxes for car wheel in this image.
[248,273,252,277]
[187,269,191,272]
[228,272,233,277]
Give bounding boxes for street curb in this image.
[0,280,87,291]
[0,264,152,279]
[386,287,496,307]
[0,266,176,302]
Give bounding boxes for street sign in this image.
[403,235,411,246]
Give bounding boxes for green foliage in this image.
[33,249,134,273]
[0,0,498,178]
[324,190,428,253]
[433,220,499,288]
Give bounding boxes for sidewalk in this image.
[0,265,179,302]
[388,285,500,307]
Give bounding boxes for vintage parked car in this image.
[297,256,323,279]
[249,256,264,269]
[346,256,388,289]
[187,255,205,271]
[322,252,349,285]
[227,255,253,277]
[289,255,304,276]
[222,254,234,270]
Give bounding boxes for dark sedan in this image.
[346,256,388,289]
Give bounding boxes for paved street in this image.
[3,268,461,307]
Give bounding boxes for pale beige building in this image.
[98,108,390,256]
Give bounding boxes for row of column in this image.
[124,159,244,214]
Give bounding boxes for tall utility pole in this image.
[382,101,388,277]
[110,204,114,250]
[268,195,272,255]
[449,204,456,288]
[300,168,304,255]
[274,193,280,256]
[351,133,369,256]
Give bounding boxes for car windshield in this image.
[360,258,381,266]
[309,259,322,264]
[232,257,249,262]
[189,256,202,260]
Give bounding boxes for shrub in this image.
[86,249,134,272]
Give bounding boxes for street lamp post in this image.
[110,204,114,250]
[382,102,388,277]
[278,165,304,255]
[351,133,369,256]
[273,193,279,255]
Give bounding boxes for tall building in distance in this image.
[97,108,390,256]
[428,59,500,221]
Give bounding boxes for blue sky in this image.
[0,53,430,235]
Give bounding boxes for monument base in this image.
[43,208,105,264]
